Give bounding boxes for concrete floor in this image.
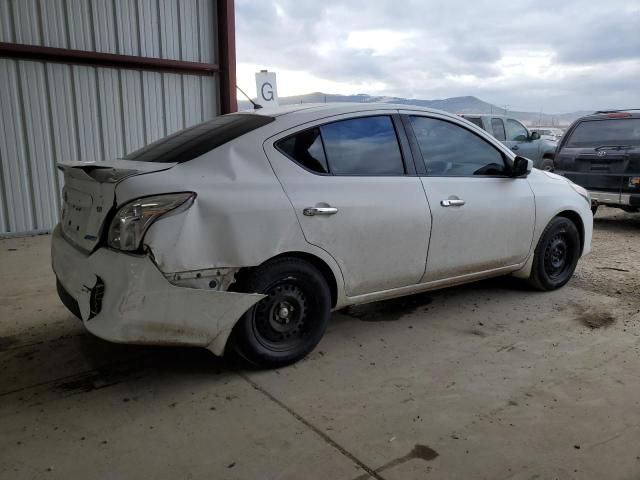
[1,207,640,479]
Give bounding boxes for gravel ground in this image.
[574,207,640,300]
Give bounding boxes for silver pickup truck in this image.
[461,114,558,171]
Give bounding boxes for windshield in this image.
[565,118,640,148]
[124,114,275,163]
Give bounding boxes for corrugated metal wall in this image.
[0,0,220,235]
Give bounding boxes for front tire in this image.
[540,158,555,171]
[528,217,581,291]
[231,258,330,368]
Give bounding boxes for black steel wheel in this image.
[231,257,330,368]
[529,216,581,291]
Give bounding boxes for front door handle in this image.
[441,199,466,207]
[303,206,338,216]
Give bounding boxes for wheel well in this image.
[234,252,339,308]
[277,252,338,307]
[556,210,585,254]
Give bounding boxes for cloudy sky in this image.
[235,0,639,113]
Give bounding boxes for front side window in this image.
[565,118,640,148]
[409,116,508,176]
[491,118,506,141]
[319,116,405,175]
[506,119,529,142]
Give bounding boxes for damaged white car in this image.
[52,104,593,367]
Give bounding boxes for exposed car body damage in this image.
[52,226,264,355]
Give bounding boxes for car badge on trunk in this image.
[596,151,607,157]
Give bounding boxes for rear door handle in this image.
[303,206,338,216]
[511,145,519,151]
[441,199,465,207]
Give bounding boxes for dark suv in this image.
[555,110,640,213]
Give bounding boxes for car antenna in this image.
[236,85,263,110]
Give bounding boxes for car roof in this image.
[460,113,510,119]
[241,102,455,119]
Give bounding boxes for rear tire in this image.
[230,258,330,368]
[528,217,581,291]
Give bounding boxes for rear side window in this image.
[491,118,506,141]
[124,114,275,163]
[321,116,404,175]
[565,119,640,148]
[276,115,405,176]
[276,128,329,174]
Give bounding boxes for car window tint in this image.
[565,119,640,148]
[125,114,275,163]
[506,119,529,142]
[319,116,405,175]
[465,117,483,128]
[491,118,506,141]
[409,116,507,177]
[276,128,329,174]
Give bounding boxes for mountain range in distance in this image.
[238,92,591,127]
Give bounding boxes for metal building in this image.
[0,0,236,236]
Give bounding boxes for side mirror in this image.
[512,156,533,177]
[530,131,541,140]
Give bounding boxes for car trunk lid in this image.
[58,160,177,252]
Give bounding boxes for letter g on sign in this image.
[261,82,274,102]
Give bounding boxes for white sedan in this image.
[52,104,592,367]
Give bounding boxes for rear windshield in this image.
[565,118,640,148]
[124,114,275,163]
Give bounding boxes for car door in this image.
[264,112,431,297]
[505,118,539,161]
[402,112,535,282]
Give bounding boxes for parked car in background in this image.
[52,104,593,368]
[555,110,640,214]
[460,114,558,171]
[532,127,564,142]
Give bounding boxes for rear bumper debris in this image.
[51,226,263,355]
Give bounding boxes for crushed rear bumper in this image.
[51,226,263,355]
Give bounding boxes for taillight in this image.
[607,113,631,118]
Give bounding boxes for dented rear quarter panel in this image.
[115,125,348,306]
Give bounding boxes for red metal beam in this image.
[0,42,219,76]
[217,0,237,114]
